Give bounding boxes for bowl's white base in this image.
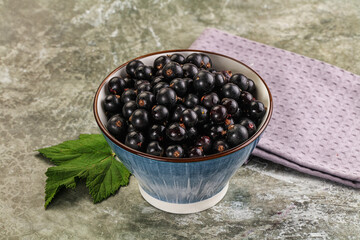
[139,182,229,214]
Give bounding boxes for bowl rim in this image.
[93,49,273,163]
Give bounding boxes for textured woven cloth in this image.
[190,28,360,188]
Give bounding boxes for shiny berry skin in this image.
[152,82,169,96]
[170,53,186,64]
[162,62,183,81]
[183,93,199,108]
[152,105,169,122]
[123,77,135,88]
[136,91,155,110]
[186,127,198,141]
[156,87,177,108]
[240,118,257,136]
[170,78,188,97]
[201,54,212,69]
[146,141,163,156]
[195,136,212,153]
[136,82,151,93]
[230,74,249,91]
[232,107,243,121]
[108,77,126,95]
[193,105,209,124]
[247,79,256,93]
[226,124,249,147]
[125,131,145,151]
[193,70,215,94]
[127,123,136,133]
[185,53,203,68]
[135,65,154,80]
[214,72,227,87]
[171,104,186,122]
[126,60,144,78]
[221,98,239,114]
[122,100,137,119]
[165,145,184,158]
[188,147,204,157]
[239,91,254,108]
[148,125,166,142]
[121,89,137,103]
[249,100,266,119]
[182,63,199,79]
[107,114,127,139]
[166,123,186,142]
[129,109,150,130]
[221,83,241,100]
[210,105,227,123]
[181,109,198,127]
[103,94,122,113]
[154,55,171,70]
[201,92,219,109]
[212,140,229,153]
[209,125,226,140]
[151,76,165,87]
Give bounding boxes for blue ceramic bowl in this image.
[94,50,273,214]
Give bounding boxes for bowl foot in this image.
[138,182,229,214]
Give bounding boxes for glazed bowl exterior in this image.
[94,50,273,213]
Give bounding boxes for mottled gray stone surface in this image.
[0,0,359,239]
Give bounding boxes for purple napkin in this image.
[190,28,360,188]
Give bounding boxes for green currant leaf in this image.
[37,134,131,208]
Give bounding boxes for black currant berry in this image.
[188,147,204,157]
[135,65,154,80]
[212,140,229,153]
[183,93,199,108]
[122,100,137,119]
[107,114,127,139]
[104,94,122,113]
[201,92,219,109]
[154,55,171,71]
[165,145,184,158]
[221,83,241,100]
[230,74,249,91]
[249,100,266,119]
[170,53,186,64]
[129,109,150,130]
[221,98,239,115]
[182,63,199,79]
[123,77,135,88]
[148,124,166,142]
[201,54,212,69]
[125,131,145,151]
[226,124,249,147]
[152,105,169,122]
[136,82,151,93]
[162,62,183,81]
[121,89,137,103]
[170,78,188,97]
[247,79,256,93]
[214,72,227,87]
[181,109,198,127]
[126,60,144,78]
[239,91,254,108]
[193,70,215,94]
[186,127,198,141]
[136,91,155,110]
[156,87,177,109]
[152,82,169,96]
[151,76,165,87]
[171,104,186,122]
[239,118,257,136]
[209,125,226,140]
[185,53,203,68]
[193,105,209,124]
[195,136,212,153]
[166,123,186,142]
[146,141,163,156]
[210,105,227,123]
[108,77,126,95]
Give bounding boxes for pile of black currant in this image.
[103,52,266,158]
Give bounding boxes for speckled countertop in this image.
[1,0,360,239]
